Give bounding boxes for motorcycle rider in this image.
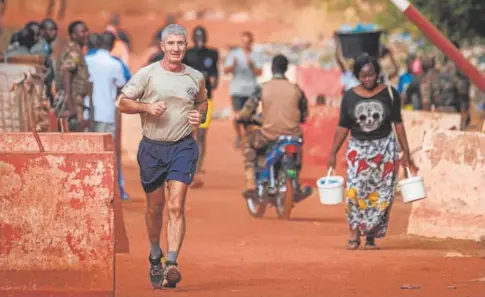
[237,54,312,200]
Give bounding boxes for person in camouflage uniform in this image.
[415,55,440,111]
[421,42,471,130]
[31,19,58,106]
[11,72,51,132]
[436,58,471,130]
[54,20,90,132]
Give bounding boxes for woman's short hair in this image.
[353,55,381,78]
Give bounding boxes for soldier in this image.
[31,19,58,106]
[425,42,471,130]
[25,21,42,46]
[31,19,58,57]
[417,55,440,111]
[54,20,90,132]
[10,72,51,132]
[438,61,471,129]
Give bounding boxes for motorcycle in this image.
[239,115,311,220]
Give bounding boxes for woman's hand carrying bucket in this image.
[316,168,344,205]
[399,167,426,203]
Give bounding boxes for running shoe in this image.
[162,261,182,288]
[148,254,164,289]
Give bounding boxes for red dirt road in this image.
[116,119,485,297]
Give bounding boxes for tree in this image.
[328,0,485,43]
[412,0,485,42]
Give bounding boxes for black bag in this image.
[337,30,383,59]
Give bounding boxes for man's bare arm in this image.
[195,99,208,120]
[116,94,150,114]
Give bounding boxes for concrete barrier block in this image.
[0,132,129,254]
[407,130,485,241]
[0,152,116,296]
[0,133,115,152]
[402,111,460,159]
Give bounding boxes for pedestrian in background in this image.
[86,31,129,200]
[223,31,263,149]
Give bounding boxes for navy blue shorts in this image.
[137,135,199,193]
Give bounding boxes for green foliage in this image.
[412,0,485,42]
[326,0,485,43]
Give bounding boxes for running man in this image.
[117,24,207,289]
[224,31,262,148]
[183,25,219,176]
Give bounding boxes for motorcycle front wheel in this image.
[245,195,267,218]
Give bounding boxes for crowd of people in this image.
[3,17,132,199]
[397,46,471,130]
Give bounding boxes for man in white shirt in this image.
[86,31,128,199]
[86,31,126,133]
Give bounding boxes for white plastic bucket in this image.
[399,167,426,203]
[316,168,344,205]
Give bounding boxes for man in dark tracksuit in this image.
[182,26,219,177]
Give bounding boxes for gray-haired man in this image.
[117,24,207,289]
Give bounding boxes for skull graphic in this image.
[354,101,385,132]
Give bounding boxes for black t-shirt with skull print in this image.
[338,86,402,140]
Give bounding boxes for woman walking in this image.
[328,55,416,250]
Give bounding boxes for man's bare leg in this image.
[163,180,189,287]
[146,186,165,288]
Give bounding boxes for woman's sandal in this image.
[346,239,361,250]
[364,237,380,250]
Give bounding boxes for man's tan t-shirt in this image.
[261,79,304,140]
[121,62,207,142]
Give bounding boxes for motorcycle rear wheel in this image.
[275,171,294,220]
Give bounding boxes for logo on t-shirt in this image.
[354,100,385,132]
[186,87,198,101]
[203,57,213,68]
